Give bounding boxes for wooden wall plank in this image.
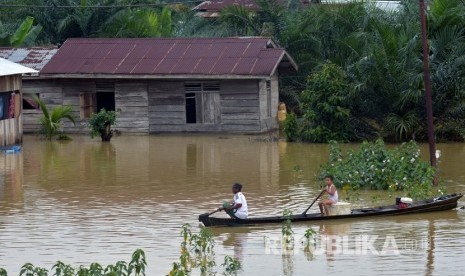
[0,75,21,91]
[115,81,149,133]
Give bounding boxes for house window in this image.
[184,82,220,124]
[23,93,39,110]
[0,93,5,120]
[266,80,272,117]
[0,92,12,120]
[79,93,96,119]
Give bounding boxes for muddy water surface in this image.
[1,135,465,275]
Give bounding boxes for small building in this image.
[0,47,59,132]
[193,0,262,18]
[38,37,297,134]
[193,0,307,18]
[0,58,37,146]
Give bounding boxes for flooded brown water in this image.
[1,134,465,275]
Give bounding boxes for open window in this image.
[184,82,220,124]
[23,93,39,110]
[0,92,13,120]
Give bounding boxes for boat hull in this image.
[199,193,463,227]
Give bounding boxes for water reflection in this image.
[425,220,435,276]
[221,231,249,260]
[0,135,464,275]
[0,152,23,206]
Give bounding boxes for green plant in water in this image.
[31,94,76,140]
[86,263,104,275]
[319,139,438,199]
[180,223,192,273]
[302,228,317,260]
[303,228,317,245]
[104,261,129,275]
[6,249,146,276]
[128,249,147,276]
[190,227,215,274]
[170,224,216,275]
[222,255,242,275]
[88,108,117,142]
[19,263,48,276]
[52,261,75,275]
[281,209,294,245]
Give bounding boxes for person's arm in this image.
[233,194,243,210]
[327,185,336,196]
[218,202,236,211]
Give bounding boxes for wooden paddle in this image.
[302,189,325,215]
[199,208,221,217]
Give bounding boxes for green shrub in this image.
[318,139,437,199]
[298,62,354,143]
[32,95,76,140]
[88,108,117,142]
[283,112,299,142]
[3,249,146,276]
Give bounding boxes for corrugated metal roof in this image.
[41,37,297,77]
[192,0,302,16]
[0,47,58,71]
[0,58,38,77]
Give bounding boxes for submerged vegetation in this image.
[88,108,117,142]
[31,94,76,140]
[319,139,441,199]
[169,224,241,276]
[0,249,147,276]
[0,225,242,275]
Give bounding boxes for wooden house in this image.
[0,47,59,133]
[0,58,37,146]
[192,0,309,18]
[38,37,297,134]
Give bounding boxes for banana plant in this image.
[0,16,42,47]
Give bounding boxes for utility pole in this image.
[419,0,437,186]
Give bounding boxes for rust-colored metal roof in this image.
[41,37,297,77]
[0,47,58,72]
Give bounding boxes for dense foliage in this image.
[2,0,465,142]
[285,62,354,142]
[88,108,117,141]
[318,139,438,198]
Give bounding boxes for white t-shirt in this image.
[234,192,248,219]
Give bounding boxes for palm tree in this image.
[99,7,173,38]
[32,95,76,140]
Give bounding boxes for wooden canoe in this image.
[198,193,463,227]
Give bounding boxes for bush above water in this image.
[318,139,438,199]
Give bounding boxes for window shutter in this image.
[80,93,97,119]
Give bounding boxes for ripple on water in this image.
[1,135,465,275]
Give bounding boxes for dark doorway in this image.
[96,82,115,112]
[186,93,196,124]
[96,92,115,112]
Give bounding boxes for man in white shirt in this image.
[219,183,248,219]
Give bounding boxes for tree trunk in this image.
[100,124,113,142]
